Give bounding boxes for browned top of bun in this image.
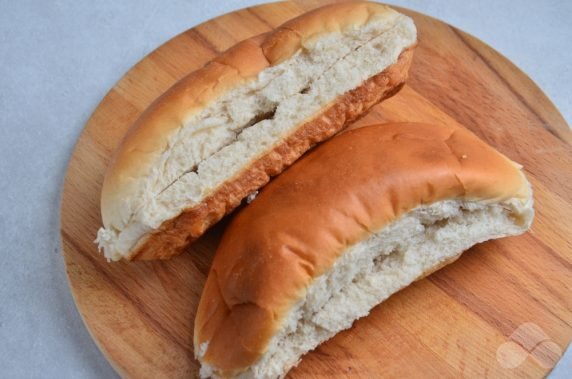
[261,1,401,64]
[194,122,531,376]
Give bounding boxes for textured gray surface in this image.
[0,0,570,377]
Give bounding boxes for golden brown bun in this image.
[194,122,531,376]
[98,1,416,260]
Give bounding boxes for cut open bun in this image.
[194,122,534,378]
[96,2,417,260]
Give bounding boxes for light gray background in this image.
[0,0,570,377]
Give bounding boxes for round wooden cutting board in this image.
[60,1,572,377]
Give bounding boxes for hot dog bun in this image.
[96,2,417,261]
[194,122,533,378]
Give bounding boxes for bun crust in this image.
[194,122,532,376]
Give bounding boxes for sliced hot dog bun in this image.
[194,122,534,378]
[95,2,417,261]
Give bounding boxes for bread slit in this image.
[157,108,279,197]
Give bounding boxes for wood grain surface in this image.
[60,1,572,378]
